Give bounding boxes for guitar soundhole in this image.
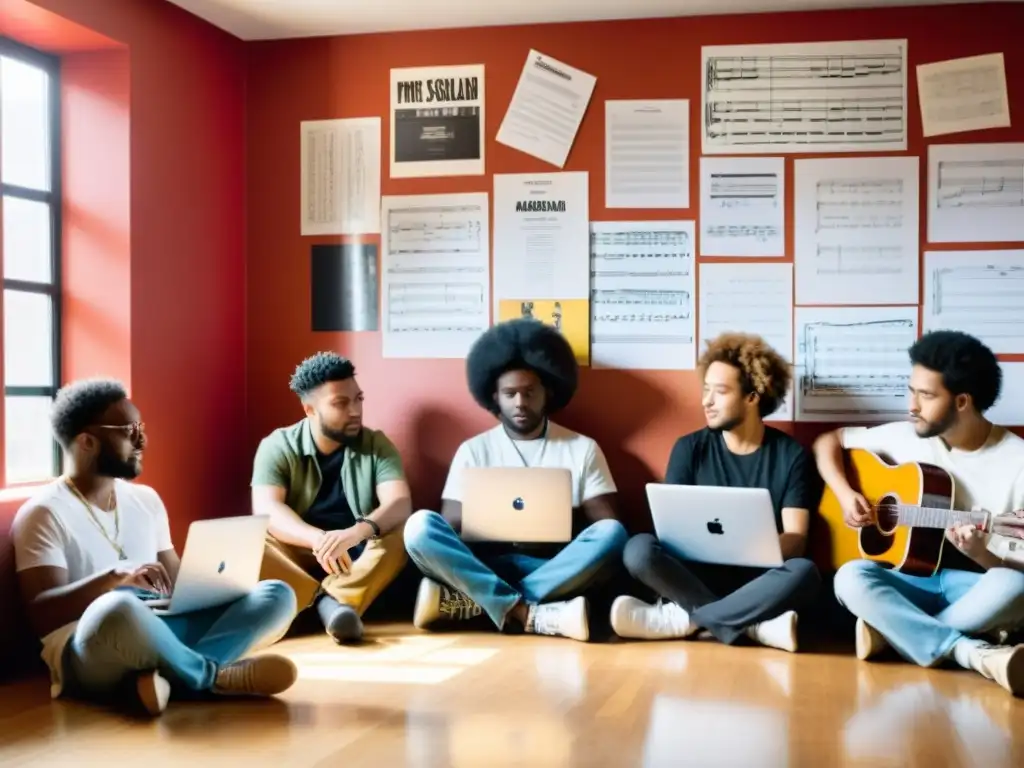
[875,495,900,534]
[860,494,899,557]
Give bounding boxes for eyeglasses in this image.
[93,422,146,441]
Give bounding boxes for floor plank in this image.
[2,624,1024,767]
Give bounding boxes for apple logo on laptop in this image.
[217,561,226,574]
[706,519,724,535]
[512,497,525,511]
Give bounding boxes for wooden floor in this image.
[2,624,1024,767]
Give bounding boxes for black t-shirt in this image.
[664,427,820,531]
[305,448,365,558]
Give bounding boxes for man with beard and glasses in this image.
[611,333,821,652]
[404,319,627,642]
[814,330,1024,695]
[11,379,298,716]
[252,352,411,643]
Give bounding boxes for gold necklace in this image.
[64,477,127,560]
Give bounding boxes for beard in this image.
[500,409,545,436]
[914,406,957,438]
[707,412,745,433]
[96,445,141,479]
[320,421,362,445]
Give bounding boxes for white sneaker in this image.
[135,670,171,716]
[855,618,889,661]
[413,578,483,629]
[957,641,1024,695]
[526,596,589,642]
[745,611,798,653]
[609,596,697,640]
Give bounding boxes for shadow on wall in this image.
[557,368,670,535]
[0,508,43,682]
[406,406,478,512]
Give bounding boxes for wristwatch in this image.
[360,518,381,539]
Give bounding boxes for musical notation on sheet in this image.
[699,157,785,256]
[794,156,918,305]
[381,193,490,358]
[699,263,794,420]
[590,221,696,370]
[923,250,1024,354]
[795,306,918,422]
[928,143,1024,244]
[701,39,908,154]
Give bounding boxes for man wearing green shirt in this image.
[251,352,411,643]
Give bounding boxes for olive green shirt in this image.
[250,419,405,520]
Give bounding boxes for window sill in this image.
[0,483,50,503]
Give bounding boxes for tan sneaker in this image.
[961,642,1024,695]
[855,618,889,661]
[746,611,798,653]
[136,670,171,716]
[413,578,483,628]
[213,654,298,697]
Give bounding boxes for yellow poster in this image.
[498,299,590,366]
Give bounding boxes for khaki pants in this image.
[259,528,408,618]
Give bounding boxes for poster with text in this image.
[390,64,485,178]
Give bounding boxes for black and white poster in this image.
[390,64,484,178]
[310,244,379,332]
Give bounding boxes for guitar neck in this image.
[893,505,990,531]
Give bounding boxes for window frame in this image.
[1,36,63,485]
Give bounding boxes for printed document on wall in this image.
[923,249,1024,354]
[390,64,484,178]
[496,50,596,168]
[989,362,1024,426]
[605,100,689,209]
[794,156,919,305]
[381,193,489,358]
[917,53,1010,138]
[700,157,785,256]
[493,172,589,309]
[794,306,918,422]
[590,221,695,370]
[699,263,793,420]
[927,143,1024,243]
[300,118,380,235]
[702,39,908,154]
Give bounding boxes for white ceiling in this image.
[164,0,1007,40]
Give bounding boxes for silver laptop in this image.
[461,467,573,543]
[146,515,269,616]
[646,484,784,568]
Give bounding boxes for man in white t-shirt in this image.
[12,379,299,716]
[404,319,627,642]
[813,330,1024,696]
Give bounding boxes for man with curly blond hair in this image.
[611,332,821,652]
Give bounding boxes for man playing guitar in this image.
[813,330,1024,696]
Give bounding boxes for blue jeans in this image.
[63,580,296,701]
[404,509,628,629]
[834,560,1024,666]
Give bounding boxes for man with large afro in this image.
[403,318,627,642]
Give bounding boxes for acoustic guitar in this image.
[818,448,1024,577]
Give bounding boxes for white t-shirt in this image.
[442,421,617,508]
[841,421,1024,563]
[11,479,173,697]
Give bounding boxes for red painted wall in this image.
[0,0,247,679]
[27,0,249,535]
[246,5,1024,531]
